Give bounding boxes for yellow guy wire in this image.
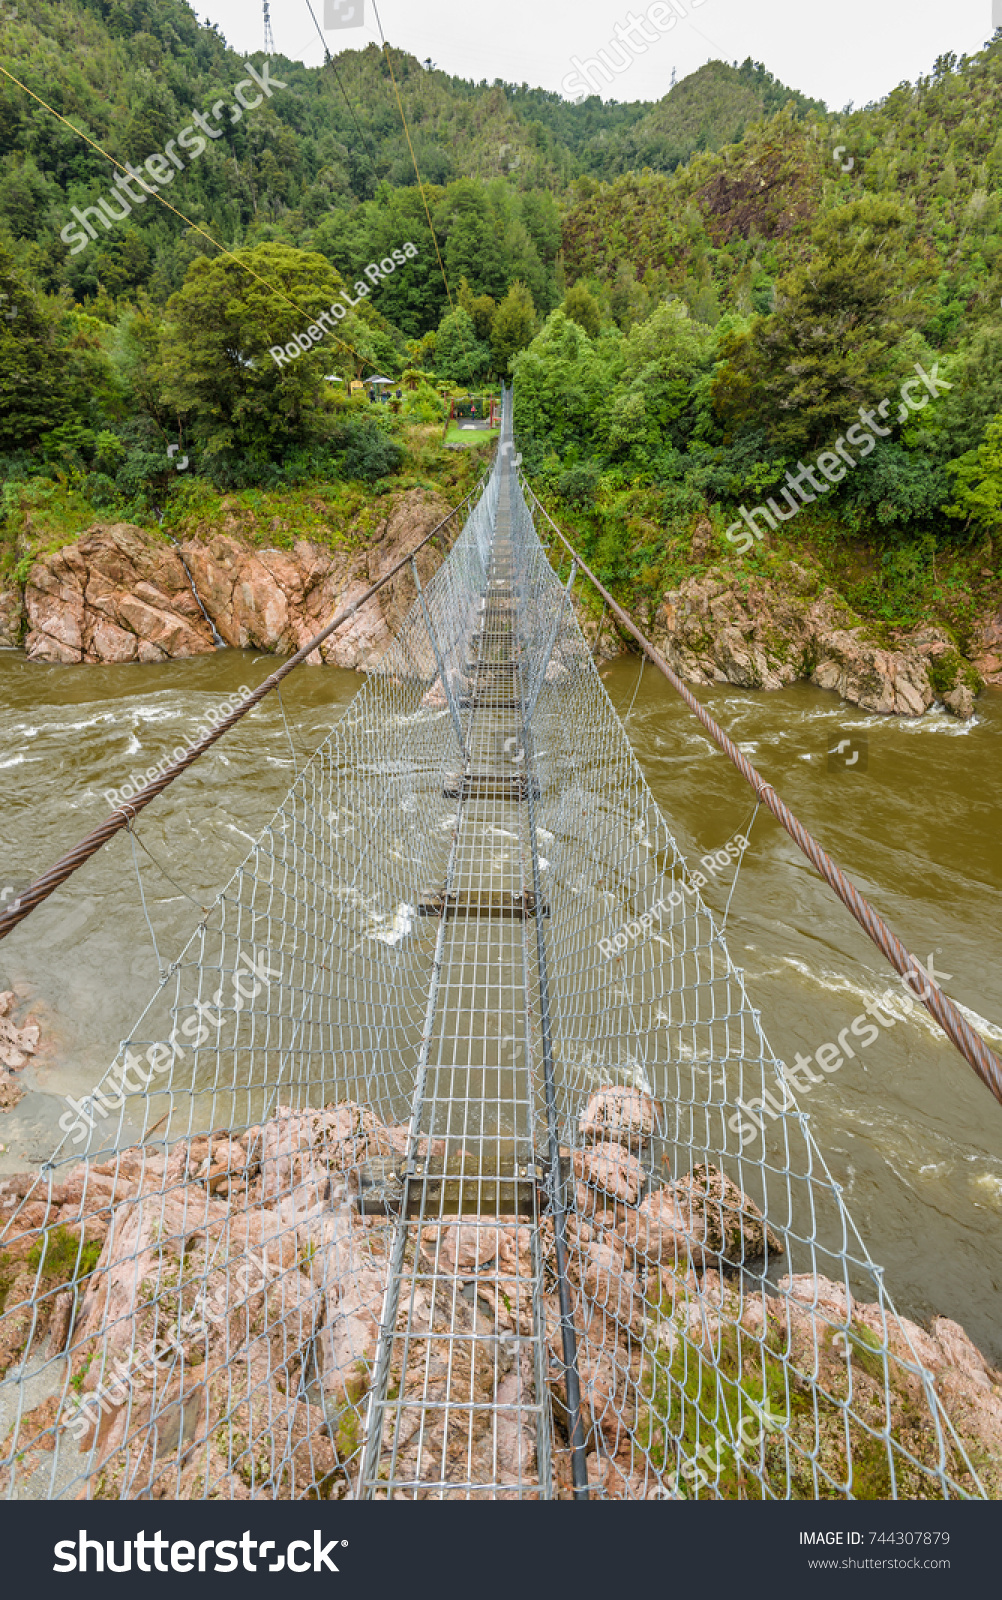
[0,61,391,378]
[371,4,456,317]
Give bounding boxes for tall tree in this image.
[458,276,497,344]
[512,309,619,455]
[159,243,371,463]
[434,306,491,385]
[713,198,935,453]
[562,284,602,338]
[491,281,537,376]
[0,245,73,449]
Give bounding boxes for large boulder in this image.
[24,525,215,664]
[579,1085,655,1150]
[615,1188,705,1270]
[573,1141,645,1205]
[668,1163,784,1265]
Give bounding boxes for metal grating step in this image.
[442,774,540,801]
[352,1160,543,1219]
[416,888,548,919]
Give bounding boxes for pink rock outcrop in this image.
[20,490,453,668]
[0,989,38,1072]
[615,1188,703,1269]
[579,1086,655,1149]
[0,586,24,648]
[10,499,997,725]
[573,1140,645,1205]
[652,565,985,719]
[973,608,1002,689]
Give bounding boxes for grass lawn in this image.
[443,423,500,448]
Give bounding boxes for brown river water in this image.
[0,648,1000,1361]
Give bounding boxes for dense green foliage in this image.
[592,59,825,179]
[2,0,1002,628]
[515,35,1002,616]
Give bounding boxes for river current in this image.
[1,649,1000,1361]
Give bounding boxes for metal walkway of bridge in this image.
[0,393,994,1503]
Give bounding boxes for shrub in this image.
[116,446,167,496]
[86,472,120,510]
[402,382,446,424]
[557,462,600,508]
[93,431,127,476]
[39,424,97,466]
[27,1226,102,1285]
[336,422,405,485]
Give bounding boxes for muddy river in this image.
[1,649,1000,1359]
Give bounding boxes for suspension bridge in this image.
[0,392,999,1501]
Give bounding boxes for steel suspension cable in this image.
[370,2,480,386]
[521,477,1002,1111]
[0,477,488,944]
[304,0,387,186]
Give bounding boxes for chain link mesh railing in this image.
[0,391,996,1502]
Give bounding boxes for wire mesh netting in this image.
[0,392,997,1502]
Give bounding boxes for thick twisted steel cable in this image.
[521,478,1002,1111]
[0,478,488,944]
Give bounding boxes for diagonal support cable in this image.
[521,474,1002,1111]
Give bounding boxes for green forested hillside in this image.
[527,40,1002,629]
[0,3,815,315]
[0,0,566,311]
[2,0,1002,644]
[582,59,825,179]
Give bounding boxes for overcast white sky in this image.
[195,0,997,110]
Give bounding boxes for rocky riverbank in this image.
[2,501,1000,721]
[0,1085,998,1501]
[0,488,455,669]
[643,557,999,722]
